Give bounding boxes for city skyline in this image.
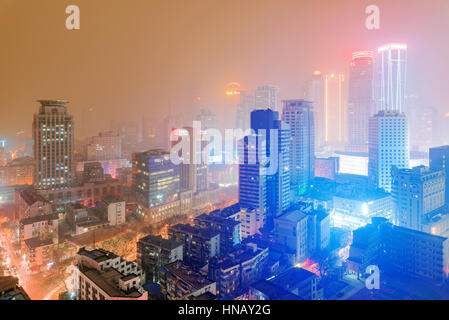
[1,0,449,143]
[3,0,449,304]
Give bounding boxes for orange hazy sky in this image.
[1,0,449,138]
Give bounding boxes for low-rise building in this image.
[208,243,269,299]
[19,213,59,253]
[24,238,54,271]
[168,224,220,268]
[137,235,183,284]
[102,195,126,226]
[248,280,302,300]
[0,276,30,300]
[194,212,241,255]
[269,267,322,300]
[0,157,34,187]
[160,261,216,300]
[14,188,52,221]
[75,248,147,300]
[332,188,393,231]
[347,217,449,284]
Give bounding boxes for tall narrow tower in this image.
[281,99,315,199]
[373,43,407,113]
[33,100,74,190]
[347,51,374,152]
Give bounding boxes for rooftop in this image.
[24,237,53,249]
[19,188,48,206]
[78,247,118,263]
[80,267,144,298]
[164,261,213,291]
[271,267,317,288]
[250,279,302,300]
[170,224,219,239]
[138,234,182,250]
[20,213,59,226]
[275,209,307,223]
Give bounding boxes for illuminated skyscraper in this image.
[132,149,180,221]
[305,71,325,149]
[33,100,74,190]
[324,73,346,147]
[281,99,315,198]
[373,43,407,113]
[368,110,409,193]
[255,85,280,113]
[238,109,290,223]
[347,51,374,151]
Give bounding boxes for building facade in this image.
[368,110,409,192]
[33,100,74,190]
[391,166,445,231]
[281,99,315,198]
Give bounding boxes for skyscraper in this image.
[170,127,208,193]
[368,110,409,193]
[430,145,449,208]
[305,71,325,149]
[235,91,255,132]
[373,43,407,113]
[281,99,315,199]
[33,100,74,190]
[255,86,280,113]
[132,149,180,222]
[238,109,290,224]
[347,51,374,152]
[392,166,445,231]
[324,73,346,147]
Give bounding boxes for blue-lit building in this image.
[132,149,180,223]
[281,99,315,199]
[391,165,445,231]
[368,110,409,193]
[238,109,291,226]
[430,145,449,208]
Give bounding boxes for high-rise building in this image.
[368,110,409,193]
[132,150,180,221]
[305,71,325,149]
[347,51,374,151]
[196,109,218,130]
[235,91,255,132]
[255,85,280,113]
[33,100,74,190]
[86,131,122,161]
[392,166,445,231]
[324,73,346,147]
[281,99,315,198]
[373,43,407,113]
[409,103,438,152]
[238,109,291,224]
[170,126,209,192]
[430,146,449,208]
